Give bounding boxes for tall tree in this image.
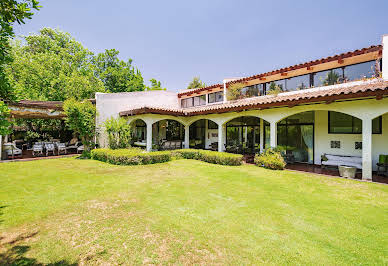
[6,28,105,101]
[93,49,146,93]
[0,0,40,100]
[187,76,206,90]
[63,99,96,153]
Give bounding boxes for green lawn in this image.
[1,158,387,265]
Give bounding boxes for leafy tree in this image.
[187,76,206,90]
[322,70,340,86]
[63,99,96,152]
[0,101,12,135]
[104,116,132,149]
[226,82,245,100]
[266,82,283,96]
[0,0,40,100]
[6,28,105,101]
[147,78,166,91]
[93,49,146,93]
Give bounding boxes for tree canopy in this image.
[187,76,206,90]
[93,49,146,93]
[6,28,163,101]
[0,0,40,100]
[147,78,166,91]
[6,28,105,101]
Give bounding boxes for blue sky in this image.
[14,0,388,92]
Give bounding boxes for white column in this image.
[362,118,373,181]
[146,122,153,152]
[270,121,277,148]
[218,124,224,152]
[184,125,190,149]
[382,34,388,80]
[223,82,227,103]
[260,118,264,153]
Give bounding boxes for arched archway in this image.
[225,116,262,154]
[130,119,147,148]
[152,119,184,150]
[189,119,219,150]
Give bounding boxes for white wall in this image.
[314,110,388,170]
[96,90,179,147]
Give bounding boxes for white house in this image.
[96,35,388,181]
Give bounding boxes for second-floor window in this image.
[208,91,223,103]
[181,95,206,108]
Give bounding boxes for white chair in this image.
[77,145,84,154]
[32,143,44,157]
[45,143,55,156]
[57,143,67,155]
[3,143,22,159]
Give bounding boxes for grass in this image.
[0,158,387,265]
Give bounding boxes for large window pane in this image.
[208,93,215,103]
[215,91,224,102]
[286,74,310,91]
[329,112,353,133]
[314,68,343,87]
[199,95,206,105]
[344,61,377,81]
[373,116,382,134]
[193,96,200,106]
[268,80,286,92]
[242,85,259,97]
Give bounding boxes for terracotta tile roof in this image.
[178,44,382,97]
[120,80,388,117]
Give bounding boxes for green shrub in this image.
[254,148,286,170]
[104,116,132,149]
[91,148,171,165]
[173,149,243,166]
[92,148,243,166]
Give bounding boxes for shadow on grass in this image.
[0,206,78,266]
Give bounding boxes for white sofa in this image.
[321,154,362,169]
[3,143,23,159]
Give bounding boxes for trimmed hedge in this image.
[173,149,243,166]
[91,148,171,165]
[254,148,286,170]
[91,148,243,166]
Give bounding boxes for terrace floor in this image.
[286,163,388,184]
[1,149,78,162]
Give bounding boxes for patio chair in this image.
[3,143,22,159]
[32,143,44,157]
[45,143,56,156]
[57,143,67,155]
[77,145,84,154]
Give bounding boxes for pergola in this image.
[1,100,65,160]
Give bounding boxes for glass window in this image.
[329,112,382,134]
[181,99,187,108]
[199,95,206,105]
[194,96,200,106]
[215,91,224,102]
[208,91,223,103]
[286,74,310,91]
[314,68,344,87]
[344,61,378,81]
[208,93,215,103]
[186,97,193,107]
[268,80,286,92]
[242,85,259,97]
[208,120,218,129]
